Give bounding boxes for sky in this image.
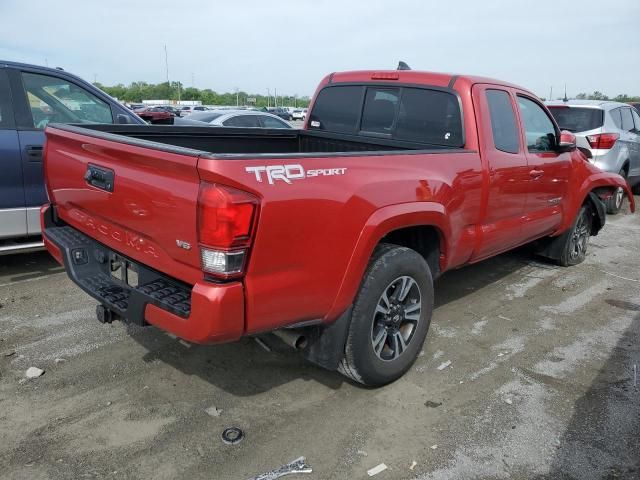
[1,0,638,99]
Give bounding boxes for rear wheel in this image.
[557,204,592,266]
[339,244,433,386]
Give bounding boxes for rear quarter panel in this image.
[198,150,483,333]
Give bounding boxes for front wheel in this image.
[339,244,433,386]
[557,204,592,266]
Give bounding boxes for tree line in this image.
[573,92,640,102]
[94,81,311,108]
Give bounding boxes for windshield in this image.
[547,107,604,132]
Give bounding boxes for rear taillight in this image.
[586,133,619,150]
[197,183,259,278]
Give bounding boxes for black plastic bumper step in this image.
[44,224,192,323]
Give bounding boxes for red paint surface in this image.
[43,70,635,344]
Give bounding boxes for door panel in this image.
[17,130,47,207]
[471,85,530,260]
[515,95,570,239]
[0,68,28,238]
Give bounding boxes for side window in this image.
[631,110,640,132]
[21,72,113,129]
[395,88,463,146]
[485,89,519,154]
[360,88,399,134]
[308,85,362,133]
[620,108,634,132]
[610,108,623,129]
[0,70,15,129]
[223,115,261,128]
[517,96,556,153]
[260,116,289,129]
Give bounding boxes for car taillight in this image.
[197,183,259,278]
[586,133,619,150]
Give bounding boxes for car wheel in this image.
[557,204,592,267]
[605,169,627,214]
[339,244,433,386]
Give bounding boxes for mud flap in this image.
[302,307,352,371]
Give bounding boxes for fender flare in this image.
[557,171,635,235]
[324,202,450,321]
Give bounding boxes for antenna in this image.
[563,84,568,102]
[549,86,553,101]
[397,61,411,71]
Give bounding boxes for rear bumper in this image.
[41,205,244,344]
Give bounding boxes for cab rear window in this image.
[308,85,463,147]
[547,106,604,133]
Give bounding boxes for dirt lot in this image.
[1,197,639,480]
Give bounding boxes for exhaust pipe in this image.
[273,329,308,350]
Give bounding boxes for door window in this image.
[486,89,519,153]
[223,115,262,127]
[620,108,635,132]
[260,116,290,129]
[21,72,113,129]
[0,70,15,128]
[631,110,640,132]
[610,108,623,129]
[517,96,556,152]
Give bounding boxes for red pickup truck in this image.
[41,69,634,386]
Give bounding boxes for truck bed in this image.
[57,123,459,157]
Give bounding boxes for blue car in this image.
[0,61,144,255]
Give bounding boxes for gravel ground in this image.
[1,196,638,480]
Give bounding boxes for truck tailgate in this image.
[44,125,203,285]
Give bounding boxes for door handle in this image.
[25,145,43,162]
[529,169,544,179]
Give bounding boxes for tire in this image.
[605,169,627,214]
[557,204,592,267]
[339,244,434,386]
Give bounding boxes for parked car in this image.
[292,108,307,120]
[134,106,174,124]
[546,100,640,212]
[154,105,182,117]
[41,69,633,387]
[179,105,208,116]
[267,107,293,120]
[187,110,293,128]
[0,60,144,255]
[630,102,640,116]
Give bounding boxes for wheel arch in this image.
[325,202,450,321]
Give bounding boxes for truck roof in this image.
[324,69,533,95]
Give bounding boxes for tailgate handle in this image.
[85,164,115,192]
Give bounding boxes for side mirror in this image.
[557,130,576,153]
[116,114,131,124]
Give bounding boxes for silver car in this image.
[185,110,293,129]
[546,100,640,213]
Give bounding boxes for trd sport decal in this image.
[245,165,347,185]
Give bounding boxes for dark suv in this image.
[0,60,144,254]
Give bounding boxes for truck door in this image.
[0,68,27,240]
[515,95,571,239]
[471,85,530,260]
[9,69,115,235]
